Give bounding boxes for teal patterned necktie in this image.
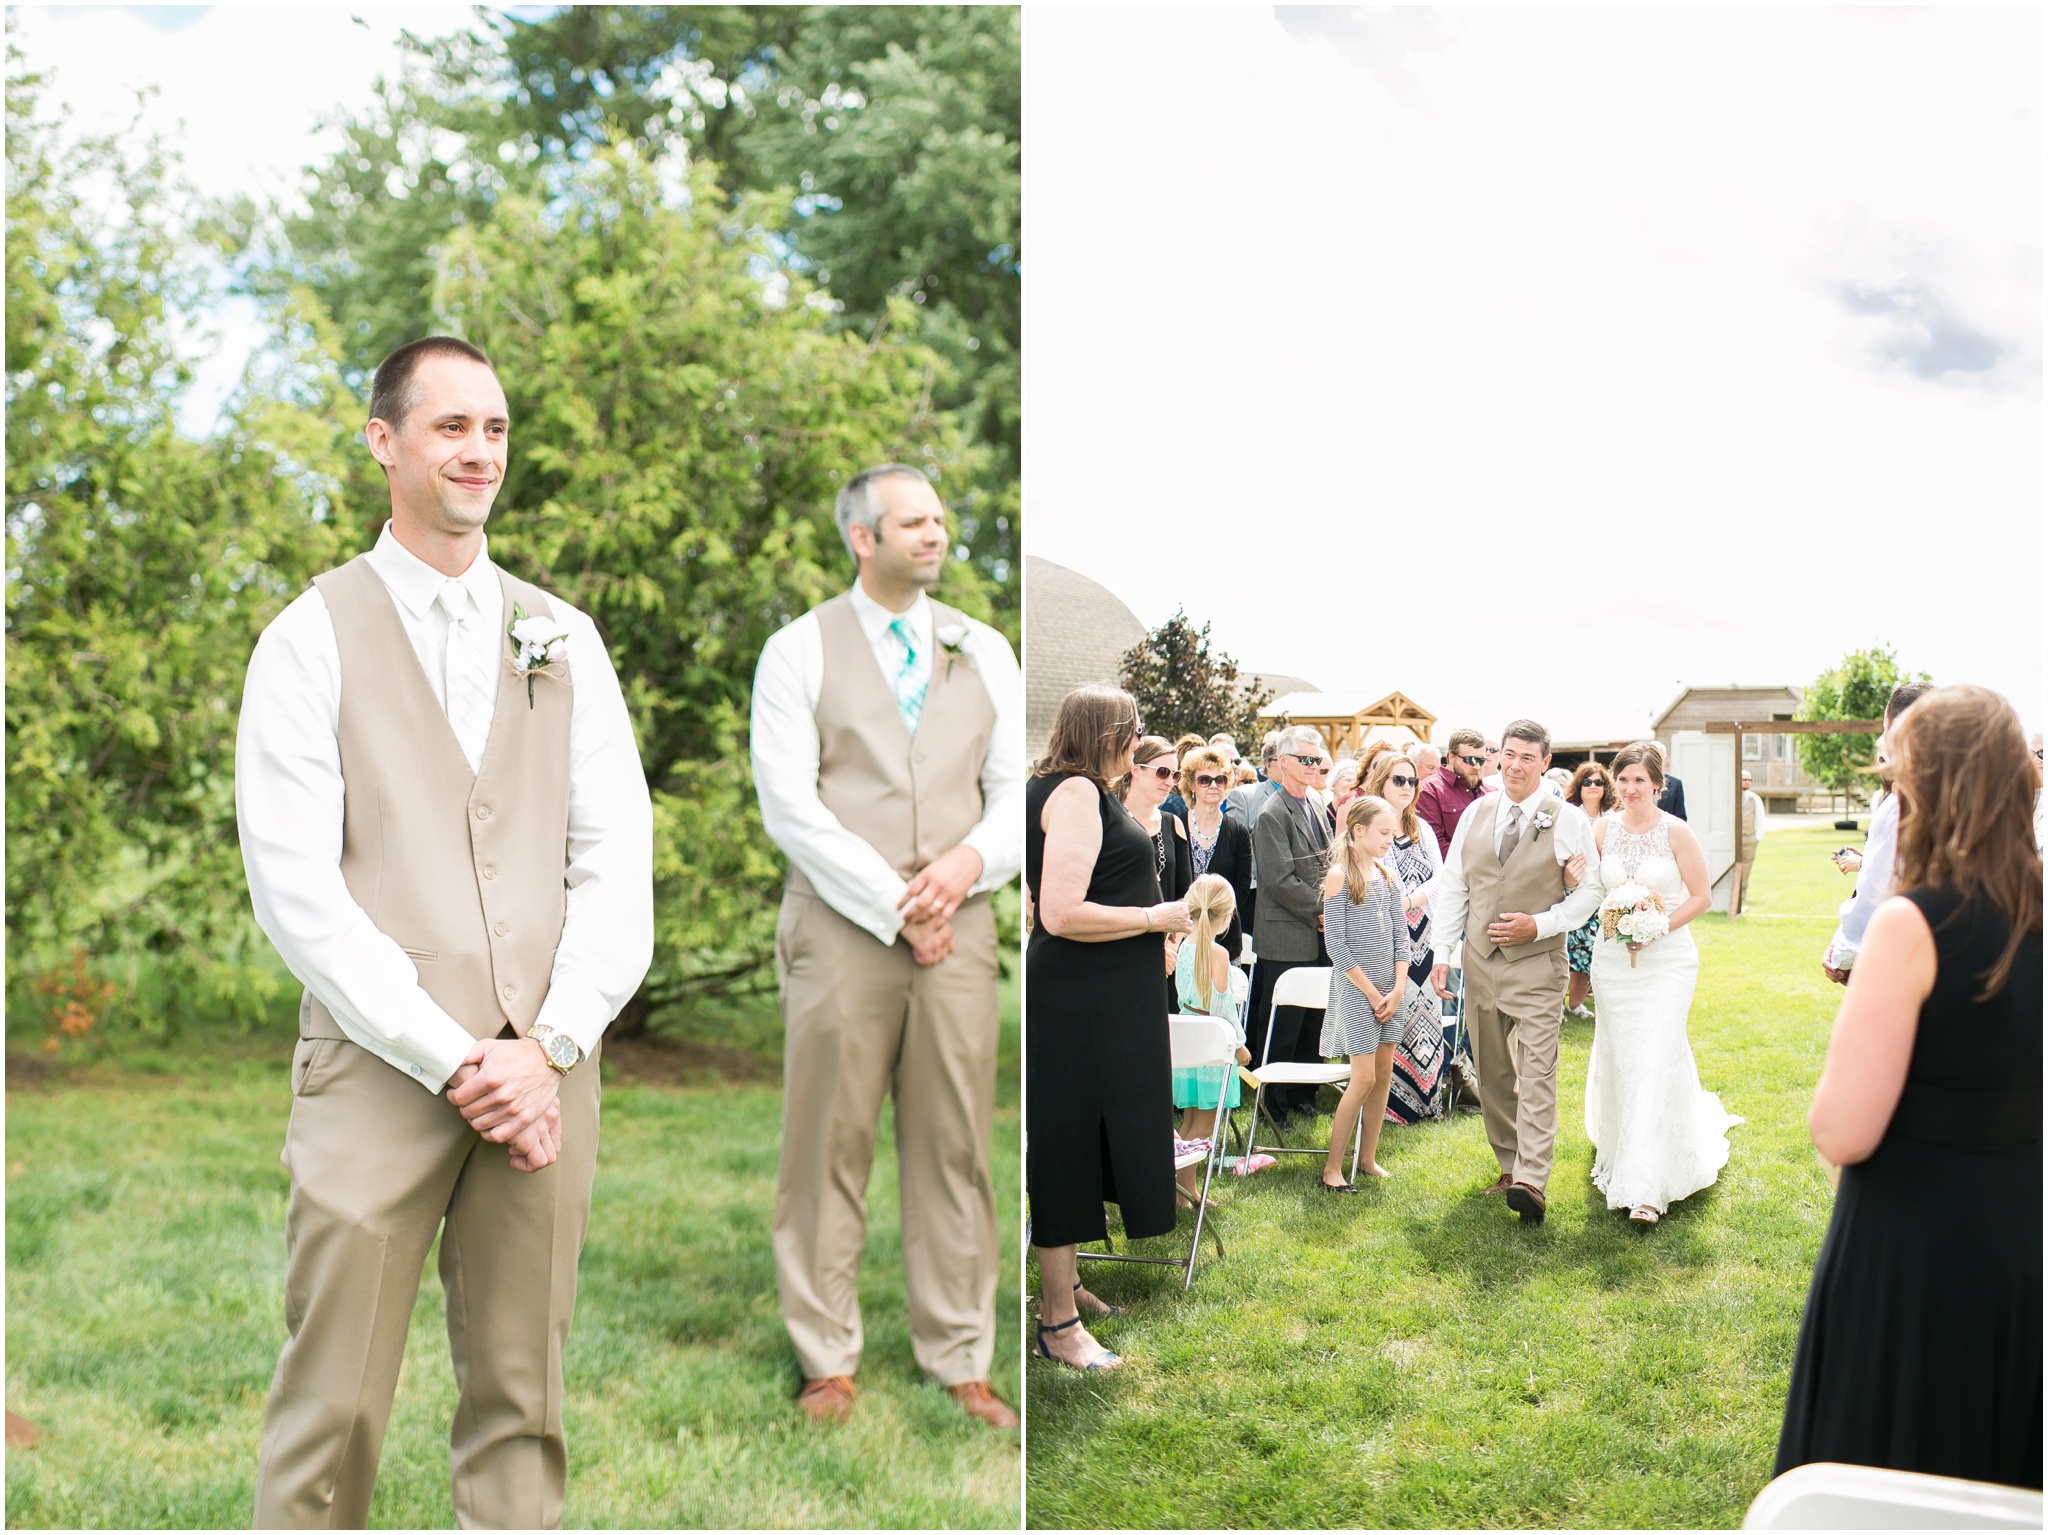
[889,616,927,732]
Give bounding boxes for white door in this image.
[1669,729,1736,912]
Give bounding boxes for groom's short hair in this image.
[835,463,933,562]
[1500,719,1551,755]
[367,336,496,429]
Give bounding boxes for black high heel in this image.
[1034,1314,1121,1371]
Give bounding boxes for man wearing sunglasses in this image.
[1248,727,1336,1121]
[1416,727,1495,860]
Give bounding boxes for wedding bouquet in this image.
[1598,883,1669,967]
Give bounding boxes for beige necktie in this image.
[437,581,491,773]
[1498,802,1524,864]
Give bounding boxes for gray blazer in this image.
[1251,789,1330,963]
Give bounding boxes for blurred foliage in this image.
[1119,610,1274,750]
[1796,645,1927,796]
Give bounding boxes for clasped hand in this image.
[1486,911,1539,947]
[447,1037,561,1172]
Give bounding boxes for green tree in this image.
[1796,645,1927,798]
[6,56,354,1035]
[436,144,987,1026]
[1119,611,1273,747]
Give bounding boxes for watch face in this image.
[545,1032,579,1070]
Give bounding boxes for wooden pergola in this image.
[1704,718,1884,831]
[1258,690,1438,760]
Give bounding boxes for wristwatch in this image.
[525,1022,582,1075]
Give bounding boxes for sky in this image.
[13,4,487,430]
[1024,6,2044,742]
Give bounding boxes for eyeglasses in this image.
[1193,773,1230,788]
[1456,753,1486,767]
[1388,774,1417,788]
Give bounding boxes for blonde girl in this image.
[1172,874,1257,1195]
[1317,796,1410,1190]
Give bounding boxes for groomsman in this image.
[237,337,654,1528]
[751,464,1022,1428]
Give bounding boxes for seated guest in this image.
[1562,761,1616,1018]
[1181,746,1251,960]
[1172,874,1257,1200]
[1776,684,2041,1489]
[1027,686,1193,1371]
[1364,751,1447,1125]
[1416,726,1491,859]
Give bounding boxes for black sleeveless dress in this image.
[1026,772,1176,1247]
[1774,886,2042,1488]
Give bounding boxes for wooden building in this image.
[1652,685,1829,813]
[1023,556,1145,762]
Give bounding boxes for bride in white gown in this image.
[1581,743,1742,1226]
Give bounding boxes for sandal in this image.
[1034,1314,1121,1371]
[1629,1205,1659,1226]
[1074,1281,1124,1318]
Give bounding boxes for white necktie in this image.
[438,581,491,773]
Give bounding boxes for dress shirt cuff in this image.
[1532,910,1563,942]
[960,825,1020,896]
[531,977,616,1065]
[375,1008,478,1096]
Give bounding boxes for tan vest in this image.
[298,555,573,1043]
[1459,793,1568,963]
[790,593,996,896]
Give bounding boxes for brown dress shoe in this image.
[795,1375,857,1422]
[1482,1173,1513,1194]
[948,1380,1020,1429]
[1505,1181,1547,1222]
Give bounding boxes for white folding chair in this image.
[1229,965,1362,1182]
[1742,1463,2043,1530]
[1076,1013,1236,1289]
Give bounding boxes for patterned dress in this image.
[1385,829,1448,1124]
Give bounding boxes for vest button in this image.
[501,984,515,1001]
[476,805,492,821]
[493,921,508,937]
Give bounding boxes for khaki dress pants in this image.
[1464,943,1568,1192]
[772,887,1001,1386]
[252,1036,600,1530]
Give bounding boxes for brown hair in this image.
[1331,794,1399,905]
[1501,718,1551,755]
[1117,735,1176,801]
[1609,740,1666,792]
[1173,732,1209,760]
[1362,752,1425,846]
[1566,761,1615,815]
[1035,684,1140,793]
[1446,727,1485,757]
[368,335,496,429]
[1890,686,2042,999]
[1184,874,1237,1013]
[1179,746,1231,800]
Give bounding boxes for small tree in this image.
[1796,645,1928,802]
[1119,610,1272,747]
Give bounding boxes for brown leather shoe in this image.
[795,1375,856,1422]
[1482,1173,1512,1194]
[948,1380,1020,1429]
[1505,1181,1547,1222]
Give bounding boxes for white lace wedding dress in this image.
[1583,814,1742,1215]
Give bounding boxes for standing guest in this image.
[1122,736,1194,1013]
[1230,730,1287,933]
[1161,732,1208,823]
[1823,681,1936,984]
[1562,761,1615,1018]
[1416,727,1493,861]
[1172,874,1256,1202]
[2030,732,2044,851]
[1327,758,1362,818]
[1250,726,1334,1121]
[1318,796,1439,1186]
[1364,752,1448,1125]
[1543,766,1572,798]
[753,461,1022,1427]
[1309,747,1335,817]
[1480,738,1503,793]
[1730,770,1766,916]
[1646,741,1688,820]
[1027,686,1193,1372]
[1182,746,1252,961]
[1776,685,2041,1489]
[1209,732,1241,767]
[1414,743,1443,781]
[237,338,656,1528]
[1233,762,1258,788]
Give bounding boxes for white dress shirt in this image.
[1432,783,1604,965]
[1827,790,1899,972]
[750,583,1023,946]
[235,525,655,1093]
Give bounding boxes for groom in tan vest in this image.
[236,337,652,1526]
[1430,720,1602,1223]
[750,464,1021,1427]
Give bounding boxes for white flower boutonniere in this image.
[508,606,570,708]
[935,622,971,679]
[1530,807,1558,832]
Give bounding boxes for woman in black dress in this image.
[1181,744,1251,961]
[1777,685,2042,1488]
[1028,687,1193,1372]
[1122,735,1192,1015]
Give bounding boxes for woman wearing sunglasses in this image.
[1364,751,1450,1124]
[1121,738,1194,1000]
[1179,746,1251,961]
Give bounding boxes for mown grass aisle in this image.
[7,989,1021,1529]
[1024,826,1859,1530]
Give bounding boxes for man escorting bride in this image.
[1432,720,1738,1226]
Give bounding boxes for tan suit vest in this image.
[789,592,996,898]
[1459,793,1568,963]
[299,554,573,1042]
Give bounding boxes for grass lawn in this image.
[6,981,1022,1529]
[1024,825,1863,1530]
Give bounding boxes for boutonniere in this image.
[1530,807,1558,832]
[507,606,570,708]
[935,622,971,678]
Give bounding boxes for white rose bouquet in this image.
[1598,882,1669,968]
